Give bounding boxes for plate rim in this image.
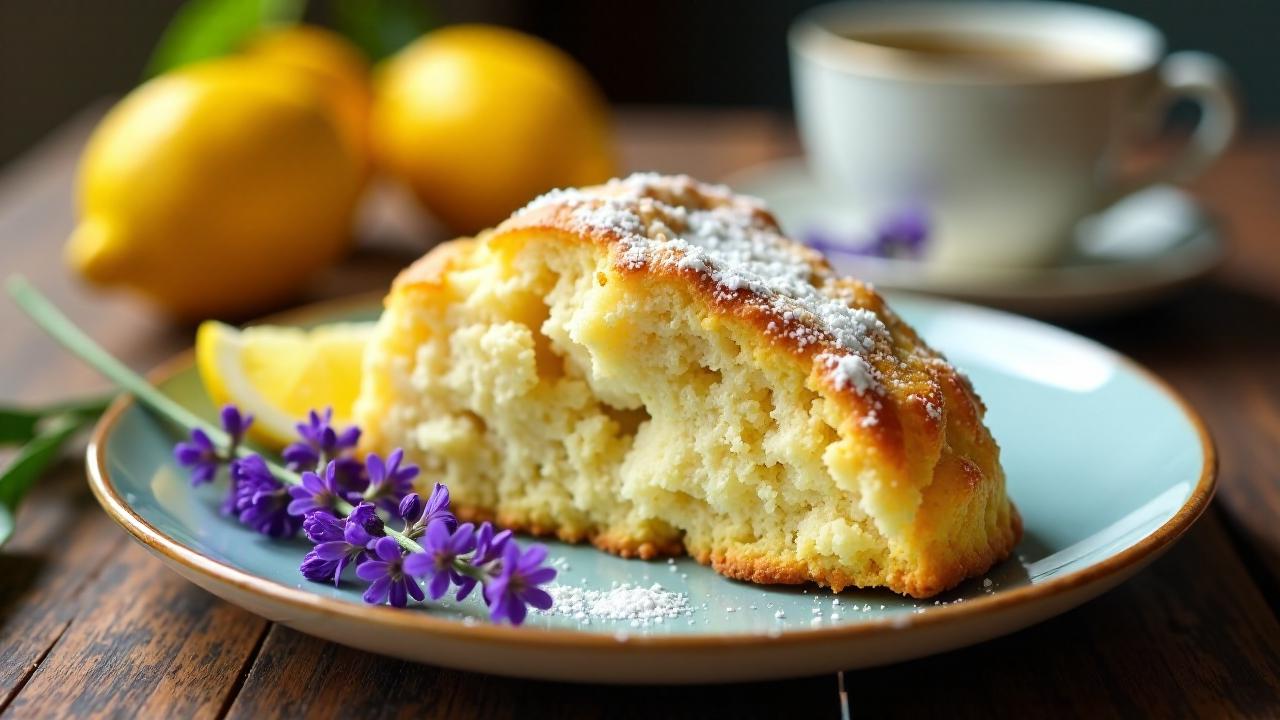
[84,292,1218,652]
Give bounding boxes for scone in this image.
[355,173,1020,598]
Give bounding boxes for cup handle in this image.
[1104,50,1240,201]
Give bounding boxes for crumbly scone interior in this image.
[358,232,915,589]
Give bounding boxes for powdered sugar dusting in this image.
[518,173,891,395]
[542,582,691,627]
[819,353,877,395]
[916,395,943,421]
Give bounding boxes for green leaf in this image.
[0,414,88,546]
[145,0,306,79]
[331,0,434,62]
[0,396,114,446]
[0,409,39,445]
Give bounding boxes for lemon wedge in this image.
[195,320,373,447]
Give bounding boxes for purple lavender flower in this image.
[451,521,510,602]
[283,407,360,471]
[332,457,370,497]
[404,521,477,600]
[803,206,930,260]
[301,519,369,586]
[282,444,320,471]
[232,455,301,538]
[173,428,219,486]
[174,406,255,488]
[419,482,456,532]
[398,493,422,522]
[286,461,344,517]
[302,510,345,543]
[472,522,512,566]
[356,536,424,607]
[346,501,386,540]
[363,449,419,512]
[300,547,343,584]
[219,405,253,445]
[483,541,556,624]
[398,483,457,541]
[871,207,929,258]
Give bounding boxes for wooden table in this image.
[1,107,1278,718]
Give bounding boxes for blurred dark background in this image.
[1,0,1276,168]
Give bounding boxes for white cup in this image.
[789,1,1238,275]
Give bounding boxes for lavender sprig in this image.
[207,404,556,623]
[7,278,556,625]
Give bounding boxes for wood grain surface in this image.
[1,107,1277,718]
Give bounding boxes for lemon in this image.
[241,25,373,174]
[371,24,617,233]
[196,320,373,447]
[67,58,364,319]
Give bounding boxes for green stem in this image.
[385,524,423,553]
[8,277,225,437]
[450,558,489,582]
[8,277,293,476]
[333,495,423,553]
[5,277,426,553]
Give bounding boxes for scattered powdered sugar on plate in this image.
[542,582,692,627]
[516,173,892,397]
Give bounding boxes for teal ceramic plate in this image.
[87,293,1215,684]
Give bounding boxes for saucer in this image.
[724,158,1224,319]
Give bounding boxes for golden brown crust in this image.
[456,499,1021,599]
[393,237,475,291]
